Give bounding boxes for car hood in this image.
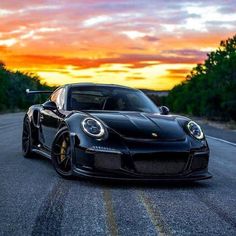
[88,111,186,141]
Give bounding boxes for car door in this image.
[40,88,65,149]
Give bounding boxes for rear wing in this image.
[26,89,53,95]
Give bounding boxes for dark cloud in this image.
[163,49,208,57]
[142,36,160,42]
[218,4,236,14]
[126,46,146,51]
[205,21,236,32]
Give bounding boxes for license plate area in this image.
[94,153,121,170]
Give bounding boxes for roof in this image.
[63,83,138,91]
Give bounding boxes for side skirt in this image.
[32,148,51,159]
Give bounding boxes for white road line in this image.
[206,135,236,147]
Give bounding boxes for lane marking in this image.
[138,191,172,236]
[102,189,119,236]
[206,135,236,147]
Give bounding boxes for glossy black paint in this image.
[24,83,211,181]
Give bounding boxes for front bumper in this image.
[71,146,212,181]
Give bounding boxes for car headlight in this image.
[82,117,105,138]
[187,121,204,140]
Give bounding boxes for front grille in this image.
[133,152,189,175]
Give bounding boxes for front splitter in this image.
[72,167,212,182]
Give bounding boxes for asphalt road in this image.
[0,113,236,236]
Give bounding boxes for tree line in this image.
[165,34,236,121]
[0,62,53,112]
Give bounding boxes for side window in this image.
[50,90,60,104]
[57,88,65,110]
[50,88,65,110]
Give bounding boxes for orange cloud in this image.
[0,46,8,52]
[167,69,190,74]
[97,69,128,73]
[6,53,205,70]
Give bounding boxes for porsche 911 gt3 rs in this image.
[22,83,211,181]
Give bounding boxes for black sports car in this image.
[22,83,211,181]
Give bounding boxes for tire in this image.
[51,127,73,178]
[22,117,33,158]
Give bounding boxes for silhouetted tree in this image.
[0,63,54,111]
[166,34,236,121]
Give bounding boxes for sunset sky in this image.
[0,0,236,90]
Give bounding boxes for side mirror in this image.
[160,106,170,115]
[42,101,57,110]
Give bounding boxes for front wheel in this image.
[51,127,73,178]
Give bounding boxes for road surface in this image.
[0,113,236,236]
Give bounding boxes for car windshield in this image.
[68,86,160,113]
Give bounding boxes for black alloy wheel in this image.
[22,117,33,158]
[51,127,73,178]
